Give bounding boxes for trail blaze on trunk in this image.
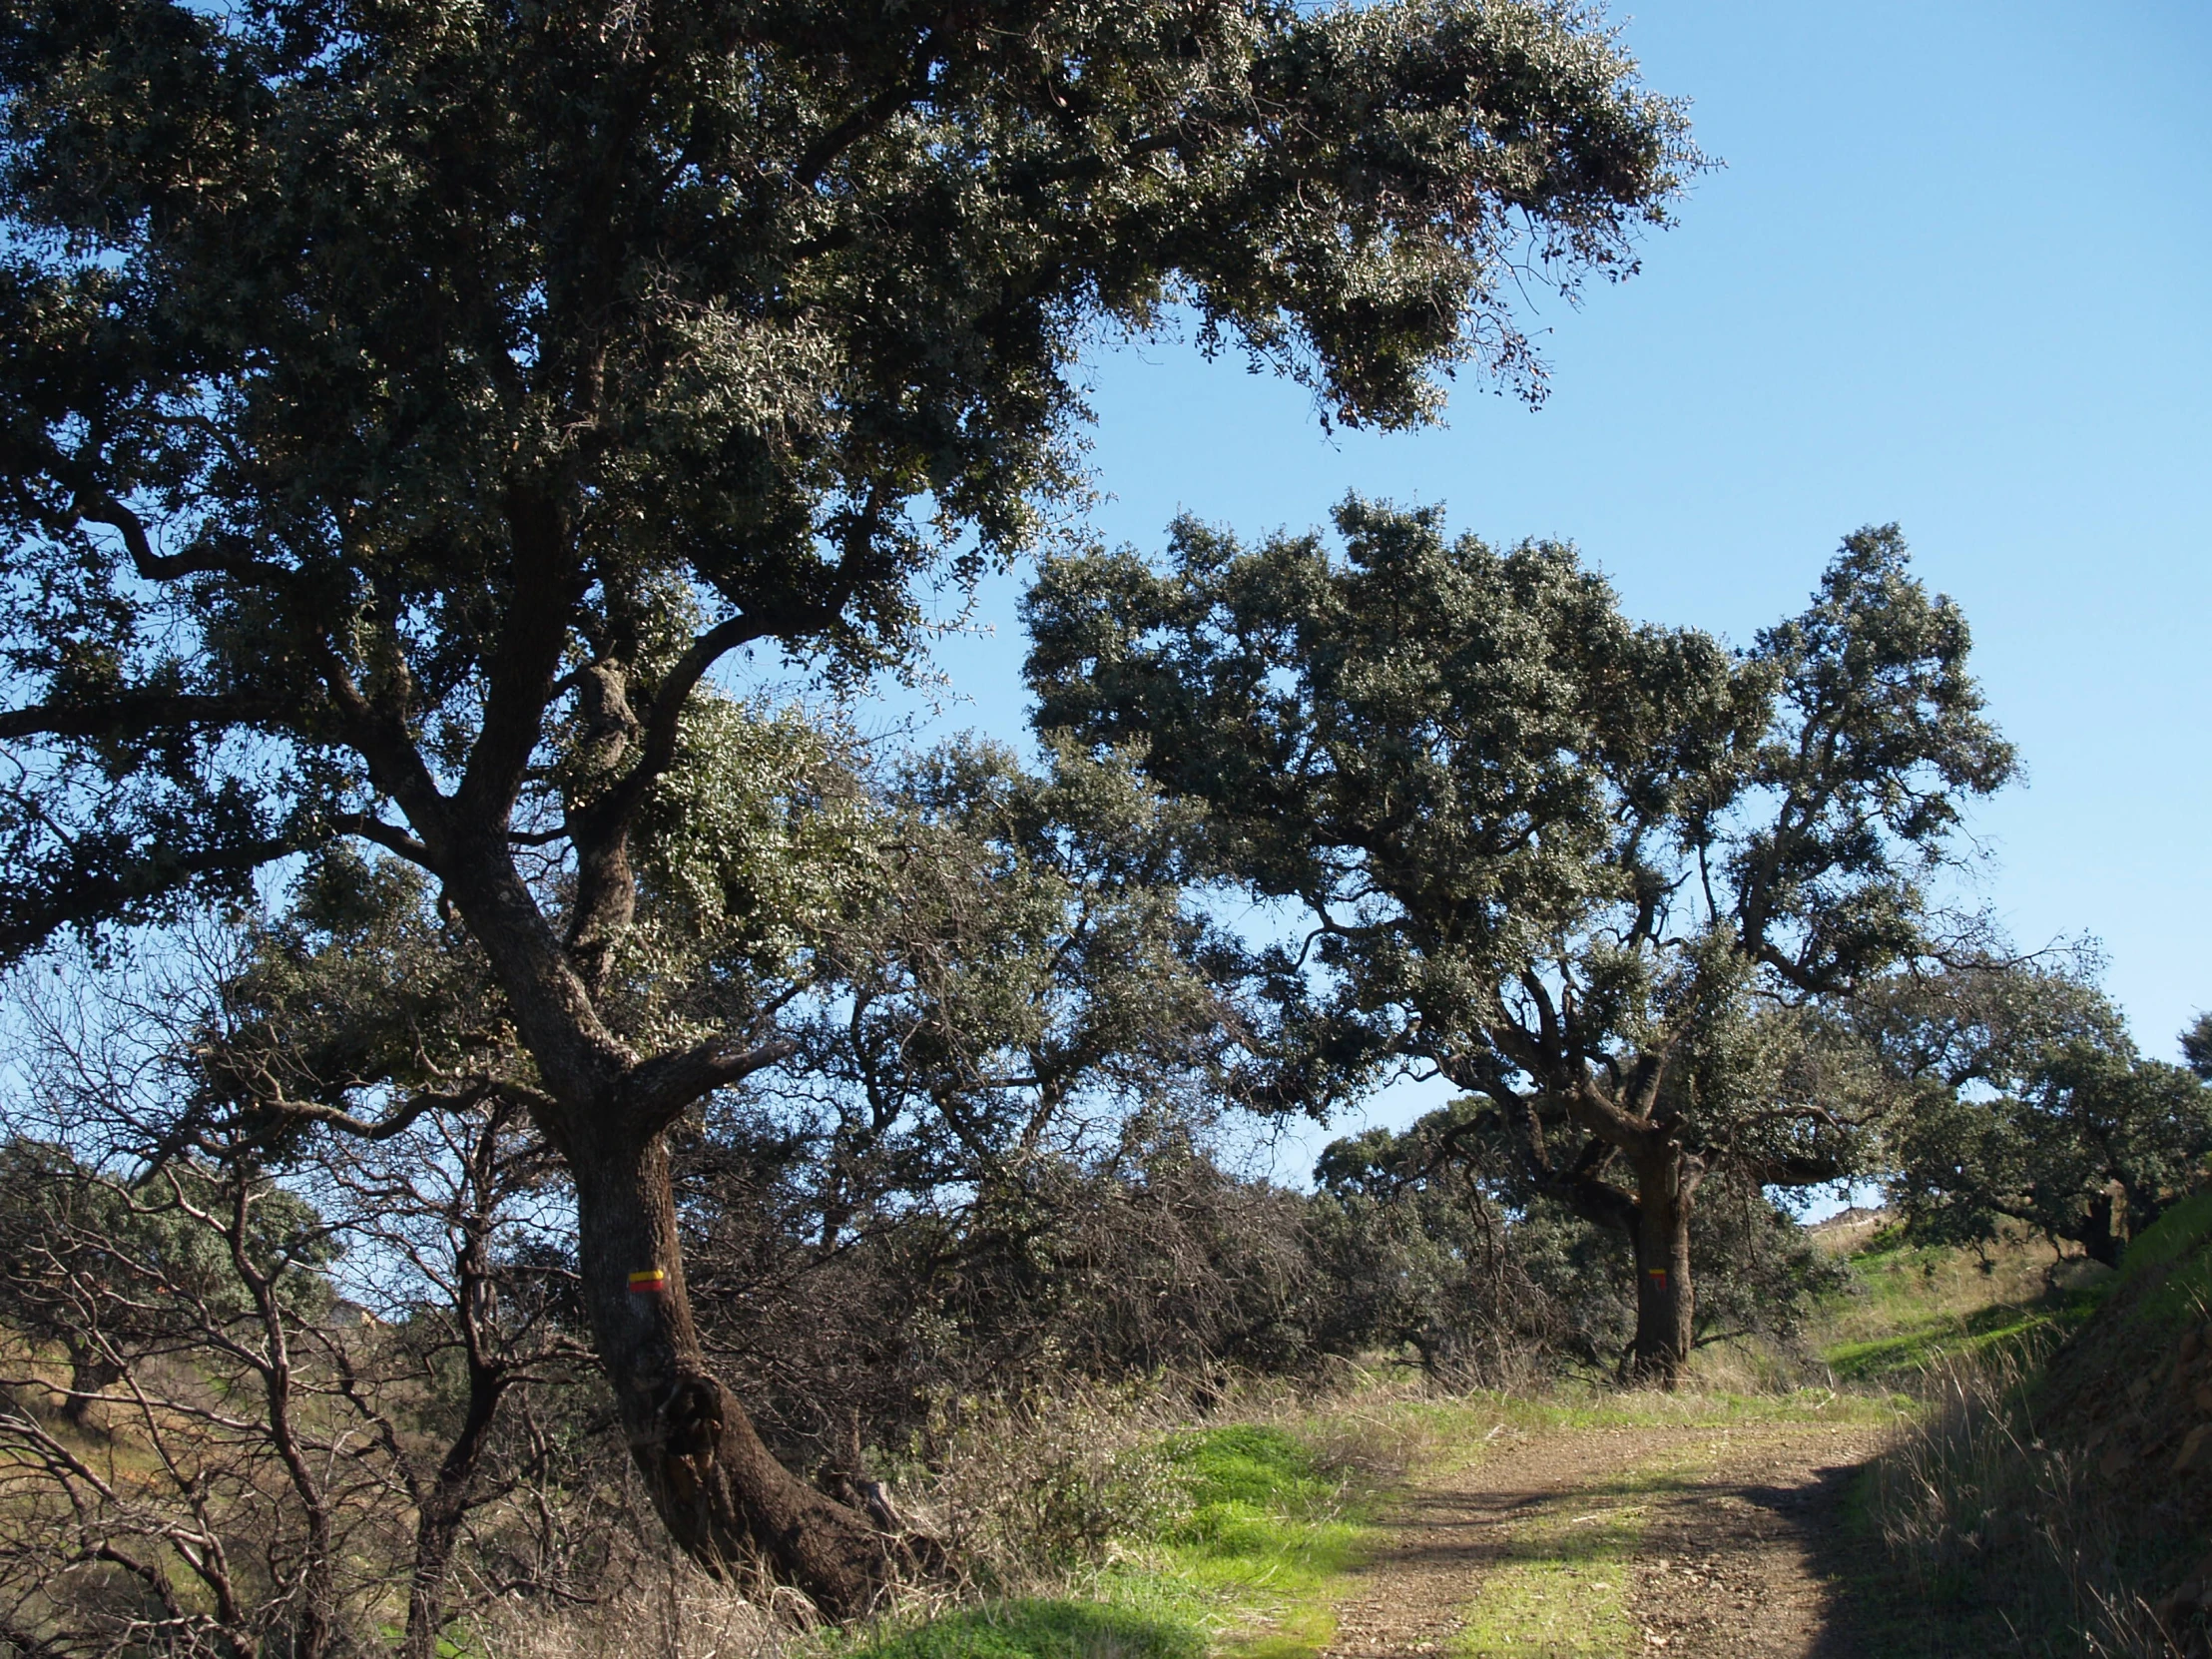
[1630,1152,1696,1387]
[572,1133,900,1617]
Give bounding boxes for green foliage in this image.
[0,0,1696,959]
[1312,1113,1629,1377]
[1315,1100,1854,1377]
[1867,960,2212,1265]
[200,849,511,1146]
[632,697,881,978]
[814,737,1244,1174]
[0,0,1695,1593]
[1027,507,2007,1049]
[2184,1013,2212,1081]
[1028,499,2007,1370]
[0,1138,338,1348]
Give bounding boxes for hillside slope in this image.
[2033,1192,2212,1641]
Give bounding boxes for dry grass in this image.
[475,1557,799,1659]
[1860,1348,2179,1658]
[912,1376,1200,1591]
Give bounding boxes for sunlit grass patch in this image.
[1152,1424,1368,1659]
[1164,1425,1335,1529]
[2115,1190,2212,1334]
[850,1418,1376,1659]
[1451,1530,1637,1656]
[1448,1461,1699,1659]
[1822,1302,2068,1383]
[849,1599,1205,1659]
[1424,1387,1901,1439]
[1806,1224,2108,1386]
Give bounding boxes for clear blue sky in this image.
[869,0,2212,1170]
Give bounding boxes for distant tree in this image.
[1315,1085,1851,1381]
[1864,962,2212,1266]
[674,736,1259,1460]
[2184,1012,2212,1082]
[0,1139,335,1423]
[806,739,1242,1217]
[0,0,1696,1606]
[1026,501,2010,1383]
[1312,1108,1625,1382]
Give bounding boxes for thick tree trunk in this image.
[570,1129,897,1618]
[2079,1186,2127,1270]
[1627,1152,1695,1387]
[432,830,903,1612]
[61,1347,120,1425]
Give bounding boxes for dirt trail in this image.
[1324,1416,1879,1659]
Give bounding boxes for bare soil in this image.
[1325,1417,1880,1659]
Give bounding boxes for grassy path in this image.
[847,1227,2100,1659]
[847,1397,1908,1659]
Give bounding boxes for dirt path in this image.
[1324,1415,1879,1659]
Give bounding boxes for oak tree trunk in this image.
[439,833,902,1612]
[61,1346,120,1425]
[570,1126,897,1618]
[1628,1153,1695,1387]
[2079,1184,2129,1269]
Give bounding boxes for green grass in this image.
[1821,1299,2070,1382]
[1810,1227,2104,1384]
[1154,1425,1366,1659]
[851,1601,1205,1659]
[850,1225,2126,1659]
[845,1422,1375,1659]
[1164,1426,1333,1531]
[2111,1189,2212,1333]
[1449,1497,1641,1658]
[1450,1452,1710,1659]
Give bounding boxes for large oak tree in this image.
[1024,501,2012,1382]
[0,0,1695,1603]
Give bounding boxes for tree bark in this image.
[61,1346,119,1426]
[419,800,907,1613]
[2078,1185,2126,1270]
[569,1126,896,1618]
[1627,1150,1697,1387]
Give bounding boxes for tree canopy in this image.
[0,0,1696,960]
[1862,960,2212,1266]
[0,0,1697,1606]
[1024,499,2012,1379]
